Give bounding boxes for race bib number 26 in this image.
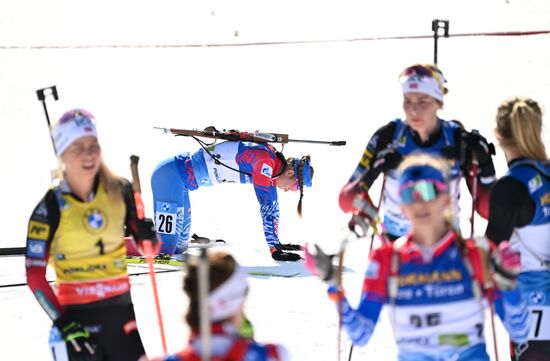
[155,202,176,235]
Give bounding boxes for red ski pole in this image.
[130,155,168,353]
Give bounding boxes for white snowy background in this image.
[1,0,550,359]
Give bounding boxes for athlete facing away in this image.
[143,251,290,361]
[486,97,550,360]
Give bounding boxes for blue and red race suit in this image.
[151,141,286,254]
[147,322,289,361]
[333,231,530,361]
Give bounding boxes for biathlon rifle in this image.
[154,126,346,146]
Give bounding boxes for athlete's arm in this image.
[485,176,535,244]
[452,127,496,219]
[25,190,63,320]
[333,246,391,345]
[339,122,395,213]
[250,152,281,249]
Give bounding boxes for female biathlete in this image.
[339,63,496,240]
[485,97,550,360]
[151,141,313,261]
[315,153,530,360]
[25,109,157,360]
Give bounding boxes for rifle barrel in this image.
[288,138,346,146]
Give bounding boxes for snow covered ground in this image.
[1,0,550,359]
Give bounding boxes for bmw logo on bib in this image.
[83,208,107,233]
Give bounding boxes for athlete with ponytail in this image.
[485,97,550,360]
[151,141,313,261]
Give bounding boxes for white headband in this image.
[52,110,98,156]
[207,266,248,322]
[401,75,444,102]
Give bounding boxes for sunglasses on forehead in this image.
[399,179,448,205]
[399,65,446,84]
[59,109,95,124]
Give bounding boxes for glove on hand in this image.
[53,315,102,361]
[136,218,162,255]
[492,241,521,291]
[372,146,403,174]
[271,243,301,262]
[137,217,157,241]
[277,243,302,251]
[460,130,496,179]
[304,244,336,282]
[271,250,301,262]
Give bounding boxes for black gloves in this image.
[460,130,496,179]
[271,243,301,261]
[137,217,157,241]
[135,217,161,255]
[53,315,102,361]
[277,243,302,251]
[372,146,403,174]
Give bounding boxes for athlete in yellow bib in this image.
[25,109,158,361]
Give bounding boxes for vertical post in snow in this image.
[432,19,450,65]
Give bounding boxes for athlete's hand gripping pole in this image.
[129,155,168,354]
[468,157,500,361]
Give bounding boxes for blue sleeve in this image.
[493,289,530,343]
[253,184,280,249]
[331,286,383,346]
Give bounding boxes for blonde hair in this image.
[56,159,124,203]
[397,152,455,227]
[496,97,547,161]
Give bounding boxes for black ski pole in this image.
[36,85,59,153]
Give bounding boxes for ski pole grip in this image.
[129,155,145,220]
[130,155,142,193]
[331,141,347,146]
[36,86,59,102]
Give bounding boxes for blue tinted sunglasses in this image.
[399,180,448,205]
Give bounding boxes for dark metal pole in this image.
[432,20,450,64]
[36,86,59,153]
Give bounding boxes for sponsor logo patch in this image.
[83,208,107,233]
[28,220,50,240]
[34,201,49,219]
[27,240,46,258]
[26,258,48,267]
[260,163,273,178]
[528,174,543,193]
[540,192,550,206]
